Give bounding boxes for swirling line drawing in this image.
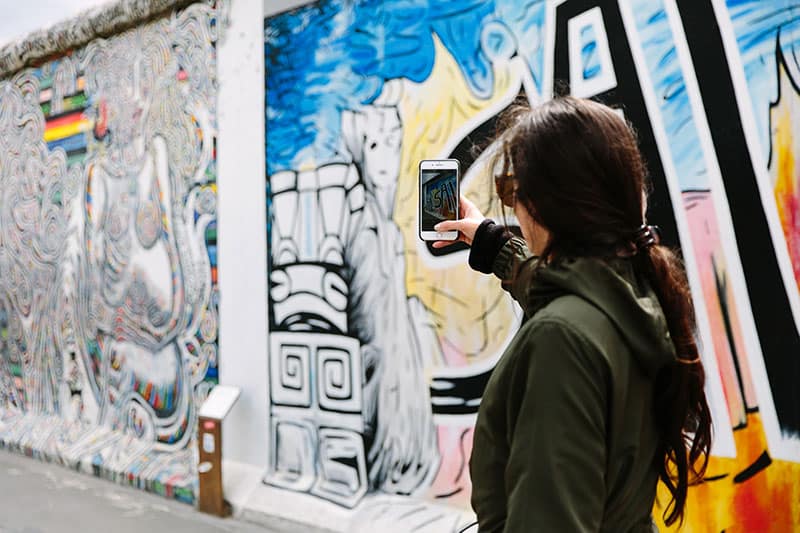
[0,0,226,501]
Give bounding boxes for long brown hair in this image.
[492,96,711,526]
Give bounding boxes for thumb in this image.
[460,195,478,215]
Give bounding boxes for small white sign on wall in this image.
[198,385,241,421]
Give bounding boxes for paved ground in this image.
[0,450,271,533]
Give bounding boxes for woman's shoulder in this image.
[529,293,616,342]
[498,302,613,405]
[514,294,624,370]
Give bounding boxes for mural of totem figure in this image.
[267,90,441,506]
[0,1,224,498]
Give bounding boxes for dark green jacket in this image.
[469,235,674,532]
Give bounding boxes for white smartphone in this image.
[419,159,460,241]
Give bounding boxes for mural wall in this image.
[265,0,800,531]
[0,0,225,503]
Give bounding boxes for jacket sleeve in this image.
[467,219,537,307]
[503,319,609,532]
[469,219,515,273]
[493,236,537,307]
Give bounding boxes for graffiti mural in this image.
[0,0,225,503]
[265,2,527,528]
[626,1,800,530]
[265,0,800,530]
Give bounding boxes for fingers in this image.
[434,220,462,233]
[431,239,461,249]
[431,221,465,248]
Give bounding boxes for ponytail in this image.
[637,245,712,526]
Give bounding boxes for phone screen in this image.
[420,168,458,232]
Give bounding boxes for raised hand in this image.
[432,195,486,248]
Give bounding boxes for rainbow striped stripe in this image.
[44,111,93,142]
[39,75,91,162]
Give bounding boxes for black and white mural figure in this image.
[267,80,440,505]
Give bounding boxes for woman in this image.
[434,97,711,532]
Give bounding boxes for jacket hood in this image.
[524,257,677,377]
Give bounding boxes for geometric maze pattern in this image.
[267,332,366,507]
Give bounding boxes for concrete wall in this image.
[216,0,269,471]
[0,0,227,503]
[264,0,800,531]
[1,0,798,531]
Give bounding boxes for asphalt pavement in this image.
[0,450,272,533]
